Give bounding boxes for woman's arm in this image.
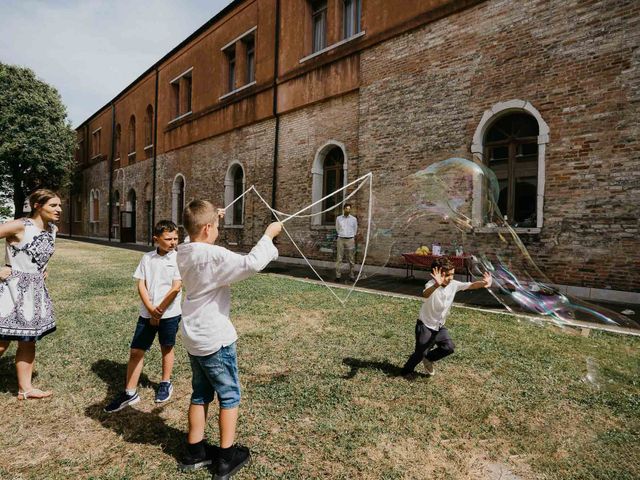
[0,219,25,243]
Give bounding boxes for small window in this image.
[322,147,344,224]
[115,124,121,160]
[312,0,327,53]
[225,46,236,92]
[343,0,361,38]
[145,105,153,147]
[170,70,193,120]
[128,115,136,159]
[244,35,255,84]
[92,129,101,158]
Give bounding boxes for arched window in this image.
[128,115,136,159]
[484,113,538,227]
[172,174,186,225]
[115,124,121,160]
[145,105,153,148]
[224,163,245,226]
[311,142,348,226]
[322,147,344,224]
[472,100,549,230]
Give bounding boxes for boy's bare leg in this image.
[188,403,209,443]
[219,406,239,448]
[160,345,174,382]
[16,341,51,398]
[125,348,145,390]
[0,340,9,357]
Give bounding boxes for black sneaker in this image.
[104,391,140,413]
[178,442,219,471]
[214,444,251,480]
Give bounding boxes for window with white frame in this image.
[145,105,154,148]
[224,163,245,226]
[471,100,549,230]
[244,34,255,84]
[224,45,236,92]
[128,115,136,160]
[311,142,348,226]
[170,69,193,121]
[89,189,100,222]
[172,174,185,225]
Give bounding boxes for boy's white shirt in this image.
[177,234,278,357]
[133,249,182,319]
[419,279,471,330]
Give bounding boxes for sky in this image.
[0,0,231,127]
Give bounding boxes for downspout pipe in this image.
[151,66,159,242]
[108,102,115,241]
[270,0,280,211]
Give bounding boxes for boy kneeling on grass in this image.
[400,257,492,377]
[177,200,282,479]
[104,220,182,412]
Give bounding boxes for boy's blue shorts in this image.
[130,315,181,351]
[189,342,241,409]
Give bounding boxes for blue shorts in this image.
[189,342,241,409]
[130,315,181,351]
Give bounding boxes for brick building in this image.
[63,0,640,301]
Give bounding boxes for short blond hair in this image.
[183,199,218,237]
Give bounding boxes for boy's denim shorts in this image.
[130,315,181,351]
[189,342,241,409]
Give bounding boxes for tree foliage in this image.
[0,63,76,217]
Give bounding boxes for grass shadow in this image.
[85,359,184,461]
[0,356,18,394]
[342,357,429,380]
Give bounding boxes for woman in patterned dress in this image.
[0,189,61,400]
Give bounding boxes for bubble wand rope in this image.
[244,173,374,305]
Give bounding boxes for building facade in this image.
[64,0,640,296]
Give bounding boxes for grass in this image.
[0,238,638,479]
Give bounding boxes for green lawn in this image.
[0,238,638,479]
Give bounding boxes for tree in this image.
[0,63,76,217]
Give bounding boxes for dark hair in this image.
[28,189,59,217]
[344,203,352,209]
[431,257,455,272]
[153,220,178,237]
[183,199,217,237]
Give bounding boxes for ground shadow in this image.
[85,359,185,462]
[342,357,428,380]
[0,356,18,394]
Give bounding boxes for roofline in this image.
[76,0,246,129]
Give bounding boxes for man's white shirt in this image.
[335,214,358,238]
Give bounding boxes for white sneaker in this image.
[422,358,435,376]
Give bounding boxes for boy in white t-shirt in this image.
[176,199,282,479]
[400,257,492,377]
[104,220,183,412]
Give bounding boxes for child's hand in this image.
[150,315,160,326]
[265,222,283,239]
[431,267,445,286]
[217,208,225,219]
[483,272,492,288]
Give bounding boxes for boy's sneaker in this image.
[422,358,435,376]
[214,444,251,480]
[178,442,219,471]
[155,381,173,403]
[104,391,140,413]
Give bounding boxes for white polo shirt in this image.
[419,279,471,330]
[336,214,358,238]
[133,249,182,319]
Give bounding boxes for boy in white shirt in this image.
[104,220,182,412]
[400,257,492,377]
[176,199,282,479]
